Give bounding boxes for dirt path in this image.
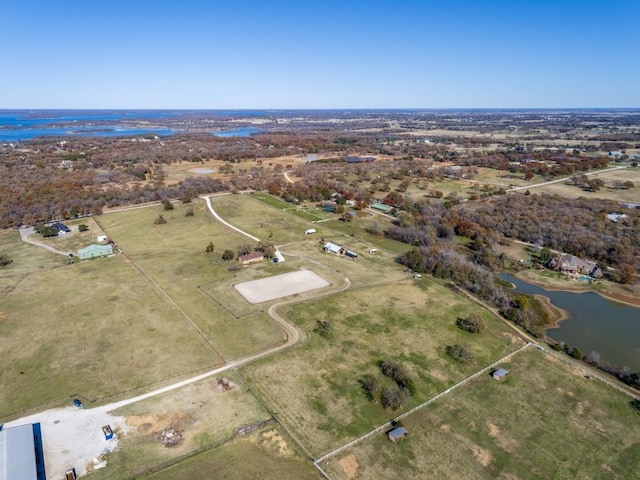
[19,227,74,257]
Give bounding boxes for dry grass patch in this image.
[324,349,640,480]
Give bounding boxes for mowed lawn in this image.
[242,279,523,457]
[324,349,640,480]
[0,246,218,419]
[97,200,287,360]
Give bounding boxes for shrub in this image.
[314,320,333,338]
[380,387,408,410]
[78,224,89,232]
[163,200,174,211]
[222,249,235,261]
[456,313,486,333]
[154,214,167,225]
[358,374,380,401]
[445,344,473,363]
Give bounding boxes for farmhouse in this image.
[492,368,510,381]
[78,244,113,260]
[323,242,343,254]
[238,252,264,265]
[52,222,71,235]
[0,423,47,480]
[387,427,408,443]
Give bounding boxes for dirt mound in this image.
[339,454,359,479]
[126,412,189,447]
[261,429,288,455]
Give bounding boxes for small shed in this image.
[344,249,358,259]
[304,228,317,235]
[323,242,342,254]
[97,235,108,242]
[387,427,408,443]
[492,368,509,381]
[78,244,113,260]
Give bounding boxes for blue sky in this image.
[2,1,639,108]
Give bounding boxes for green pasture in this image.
[96,201,286,360]
[0,249,218,419]
[242,279,523,457]
[325,348,640,479]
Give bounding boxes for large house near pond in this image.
[548,254,602,278]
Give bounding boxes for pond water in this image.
[500,273,640,371]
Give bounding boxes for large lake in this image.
[501,274,640,371]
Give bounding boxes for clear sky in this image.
[2,0,639,109]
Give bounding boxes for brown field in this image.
[534,167,640,202]
[88,372,274,480]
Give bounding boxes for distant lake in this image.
[212,127,260,138]
[0,111,178,141]
[500,274,640,371]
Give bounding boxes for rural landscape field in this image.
[2,106,640,480]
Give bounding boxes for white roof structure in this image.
[0,424,44,480]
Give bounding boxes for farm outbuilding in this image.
[323,242,343,254]
[371,202,392,213]
[387,427,408,443]
[492,368,510,381]
[304,228,317,235]
[344,249,358,259]
[0,423,47,480]
[78,244,113,260]
[238,252,264,265]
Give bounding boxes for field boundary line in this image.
[313,342,533,469]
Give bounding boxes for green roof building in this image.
[371,202,392,213]
[78,244,113,260]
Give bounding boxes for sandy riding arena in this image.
[234,270,330,304]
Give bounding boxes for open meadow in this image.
[534,167,640,202]
[0,233,219,419]
[324,348,640,480]
[141,425,319,480]
[96,200,289,360]
[242,278,524,457]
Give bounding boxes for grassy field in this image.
[324,348,640,480]
[242,278,523,457]
[0,246,218,418]
[96,200,287,360]
[142,426,320,480]
[534,167,640,202]
[89,372,278,480]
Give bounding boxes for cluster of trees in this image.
[359,359,415,411]
[456,313,486,333]
[459,193,639,273]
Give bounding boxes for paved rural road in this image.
[507,165,629,192]
[19,227,74,257]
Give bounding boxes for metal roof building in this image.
[0,423,47,480]
[77,244,113,260]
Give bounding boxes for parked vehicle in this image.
[73,399,84,409]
